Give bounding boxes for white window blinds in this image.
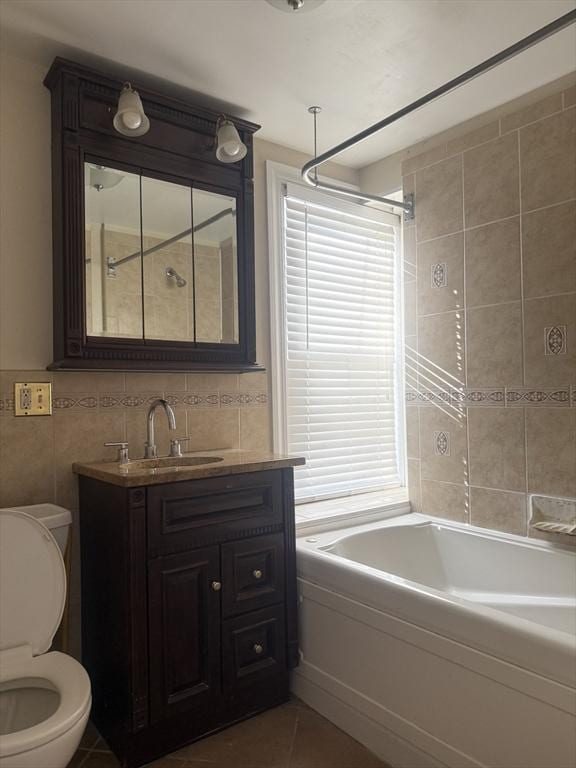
[283,183,401,503]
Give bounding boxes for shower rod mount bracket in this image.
[403,193,415,223]
[106,256,117,278]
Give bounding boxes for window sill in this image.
[295,487,411,535]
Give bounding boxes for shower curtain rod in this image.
[302,9,576,218]
[109,207,235,270]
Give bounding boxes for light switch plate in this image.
[14,382,53,416]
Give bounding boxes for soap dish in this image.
[529,495,576,536]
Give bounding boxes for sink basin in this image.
[122,456,224,472]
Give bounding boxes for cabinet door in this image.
[148,546,221,723]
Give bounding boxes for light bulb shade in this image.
[215,119,247,163]
[113,85,150,137]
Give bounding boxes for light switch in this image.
[14,382,53,416]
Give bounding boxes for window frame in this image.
[266,161,407,508]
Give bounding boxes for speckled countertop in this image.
[73,449,305,487]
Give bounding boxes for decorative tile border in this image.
[0,389,268,415]
[405,388,463,406]
[0,396,14,415]
[220,391,268,408]
[505,388,570,407]
[53,393,99,412]
[99,393,163,410]
[406,386,573,407]
[462,388,505,406]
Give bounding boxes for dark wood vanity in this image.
[76,454,303,768]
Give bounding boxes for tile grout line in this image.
[284,704,301,768]
[421,477,530,497]
[413,172,423,515]
[416,290,576,320]
[460,147,471,525]
[412,196,576,247]
[517,102,531,535]
[404,98,570,177]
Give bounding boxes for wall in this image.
[0,50,359,510]
[0,48,358,655]
[399,78,575,539]
[359,72,576,198]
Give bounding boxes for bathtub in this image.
[293,514,576,768]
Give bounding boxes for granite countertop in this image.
[73,449,305,487]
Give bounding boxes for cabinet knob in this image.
[252,569,263,580]
[211,581,222,592]
[253,643,264,655]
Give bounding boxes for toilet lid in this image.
[0,510,66,655]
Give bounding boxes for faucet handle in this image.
[169,436,190,458]
[104,442,130,464]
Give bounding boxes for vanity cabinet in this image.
[78,467,298,768]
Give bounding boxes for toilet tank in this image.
[0,504,72,554]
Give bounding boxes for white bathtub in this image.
[293,514,576,768]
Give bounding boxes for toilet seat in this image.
[0,510,92,764]
[0,650,91,759]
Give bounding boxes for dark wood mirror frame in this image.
[44,58,262,372]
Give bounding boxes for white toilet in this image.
[0,505,91,768]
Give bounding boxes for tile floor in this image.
[70,698,389,768]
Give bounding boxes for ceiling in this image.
[1,0,575,168]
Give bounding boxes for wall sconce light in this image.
[215,116,247,163]
[113,83,150,137]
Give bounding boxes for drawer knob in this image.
[211,581,222,592]
[253,643,264,655]
[252,569,263,580]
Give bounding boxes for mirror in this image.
[84,163,239,344]
[85,164,143,338]
[193,188,238,344]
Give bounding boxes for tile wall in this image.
[0,369,270,656]
[403,81,575,539]
[0,370,270,509]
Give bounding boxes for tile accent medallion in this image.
[431,263,447,288]
[433,430,450,456]
[544,325,567,356]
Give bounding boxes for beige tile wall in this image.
[0,370,270,509]
[0,369,270,656]
[403,81,576,541]
[87,230,231,343]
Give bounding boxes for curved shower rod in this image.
[301,9,576,218]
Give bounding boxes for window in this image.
[268,164,404,506]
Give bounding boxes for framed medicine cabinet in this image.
[44,58,261,371]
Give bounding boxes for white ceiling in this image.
[1,0,575,168]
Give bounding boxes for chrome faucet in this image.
[144,398,176,459]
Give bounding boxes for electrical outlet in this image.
[14,382,53,416]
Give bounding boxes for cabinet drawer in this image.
[223,605,286,693]
[147,471,283,555]
[222,534,285,618]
